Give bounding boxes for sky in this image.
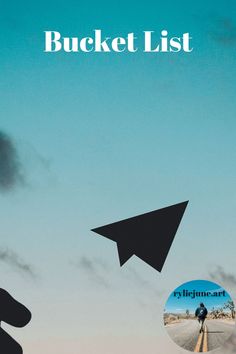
[165,280,233,314]
[0,0,236,353]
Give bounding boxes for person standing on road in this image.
[195,302,208,333]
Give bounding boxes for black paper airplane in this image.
[91,201,188,272]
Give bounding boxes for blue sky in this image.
[0,1,236,353]
[165,280,233,314]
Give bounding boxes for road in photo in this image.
[166,319,235,352]
[164,280,235,352]
[166,320,200,351]
[206,320,235,350]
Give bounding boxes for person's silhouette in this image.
[0,288,31,354]
[195,302,208,333]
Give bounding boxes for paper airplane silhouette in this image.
[91,201,188,272]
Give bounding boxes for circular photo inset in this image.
[164,280,235,352]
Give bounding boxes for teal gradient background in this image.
[0,1,236,353]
